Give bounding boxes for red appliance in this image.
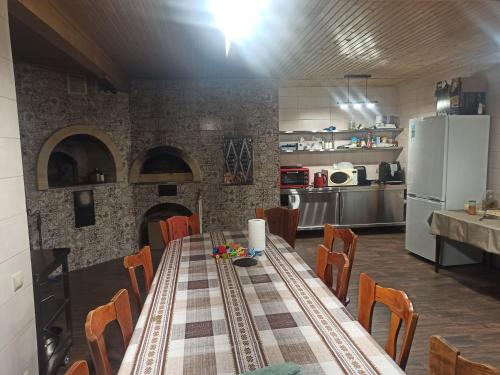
[314,172,327,188]
[280,167,309,188]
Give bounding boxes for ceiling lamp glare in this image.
[209,0,268,56]
[337,74,378,110]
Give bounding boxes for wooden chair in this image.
[123,246,154,310]
[429,335,500,375]
[315,244,350,304]
[323,224,358,304]
[65,360,89,375]
[85,289,133,375]
[188,213,200,235]
[159,219,169,246]
[357,273,419,370]
[167,215,190,241]
[255,207,300,248]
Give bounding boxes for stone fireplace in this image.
[15,63,279,270]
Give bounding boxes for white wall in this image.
[278,84,401,166]
[0,0,38,373]
[397,64,500,192]
[279,85,399,131]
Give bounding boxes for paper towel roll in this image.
[248,219,266,251]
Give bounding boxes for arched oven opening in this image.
[139,203,192,249]
[130,146,201,184]
[47,134,116,188]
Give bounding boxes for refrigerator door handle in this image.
[407,194,444,204]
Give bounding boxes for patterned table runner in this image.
[119,231,403,375]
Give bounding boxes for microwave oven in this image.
[328,168,358,186]
[280,167,309,188]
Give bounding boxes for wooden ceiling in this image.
[9,0,500,86]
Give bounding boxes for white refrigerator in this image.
[405,115,490,265]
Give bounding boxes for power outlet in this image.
[11,271,24,292]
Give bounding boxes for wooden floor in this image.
[58,229,500,375]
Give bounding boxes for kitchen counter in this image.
[280,184,406,195]
[280,184,406,229]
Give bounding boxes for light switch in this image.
[11,271,24,292]
[23,371,29,375]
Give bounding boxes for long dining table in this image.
[118,231,404,375]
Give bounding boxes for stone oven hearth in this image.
[36,124,126,191]
[140,203,192,250]
[129,146,201,184]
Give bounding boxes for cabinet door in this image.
[339,189,405,226]
[382,189,406,224]
[339,190,379,226]
[289,192,338,229]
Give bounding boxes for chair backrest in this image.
[429,335,500,375]
[123,245,154,310]
[159,220,169,246]
[357,273,419,370]
[315,244,350,303]
[167,215,190,241]
[188,213,201,235]
[65,360,89,375]
[255,207,300,248]
[323,224,358,297]
[85,289,133,375]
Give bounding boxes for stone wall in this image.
[129,79,280,231]
[15,64,280,270]
[15,64,136,269]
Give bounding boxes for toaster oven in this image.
[280,167,310,188]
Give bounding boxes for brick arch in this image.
[37,125,126,190]
[129,146,202,183]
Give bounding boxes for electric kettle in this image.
[314,172,327,188]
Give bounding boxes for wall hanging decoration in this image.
[223,137,253,185]
[74,190,95,228]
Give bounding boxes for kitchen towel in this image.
[248,219,266,251]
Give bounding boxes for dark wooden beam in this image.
[8,0,128,91]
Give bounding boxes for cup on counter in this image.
[467,200,477,215]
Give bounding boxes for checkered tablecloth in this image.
[118,231,404,375]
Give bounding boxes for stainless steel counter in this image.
[280,184,406,194]
[280,184,406,230]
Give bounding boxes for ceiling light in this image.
[209,0,268,56]
[337,74,378,110]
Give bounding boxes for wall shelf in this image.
[279,128,403,136]
[280,147,403,154]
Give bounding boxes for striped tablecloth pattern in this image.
[118,231,404,375]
